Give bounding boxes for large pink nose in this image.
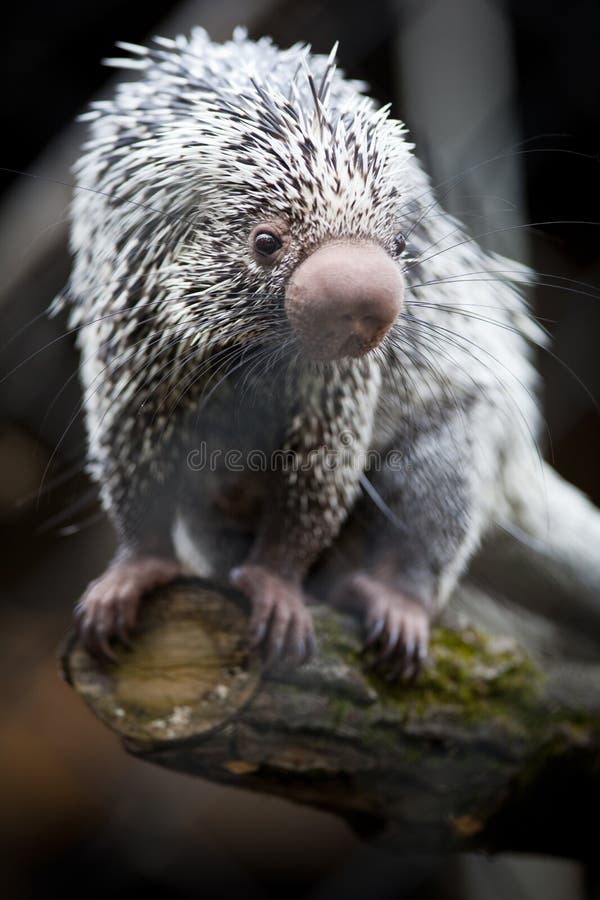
[285,242,403,360]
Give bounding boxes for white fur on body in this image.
[57,28,548,613]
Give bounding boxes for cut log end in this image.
[62,579,261,749]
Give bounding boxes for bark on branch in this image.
[63,516,600,862]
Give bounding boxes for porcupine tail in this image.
[461,462,600,665]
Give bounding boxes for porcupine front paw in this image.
[75,556,182,660]
[331,571,430,679]
[230,564,317,668]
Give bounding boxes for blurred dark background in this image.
[0,0,598,898]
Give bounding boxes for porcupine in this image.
[57,27,544,674]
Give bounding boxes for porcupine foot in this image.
[75,556,182,660]
[331,572,430,679]
[230,564,317,668]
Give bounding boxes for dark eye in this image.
[394,232,407,255]
[254,231,282,257]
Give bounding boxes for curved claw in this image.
[381,618,401,660]
[249,619,268,649]
[97,632,118,663]
[364,614,385,647]
[115,618,133,649]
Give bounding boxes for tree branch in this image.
[62,561,600,860]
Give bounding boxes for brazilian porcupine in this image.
[58,27,544,673]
